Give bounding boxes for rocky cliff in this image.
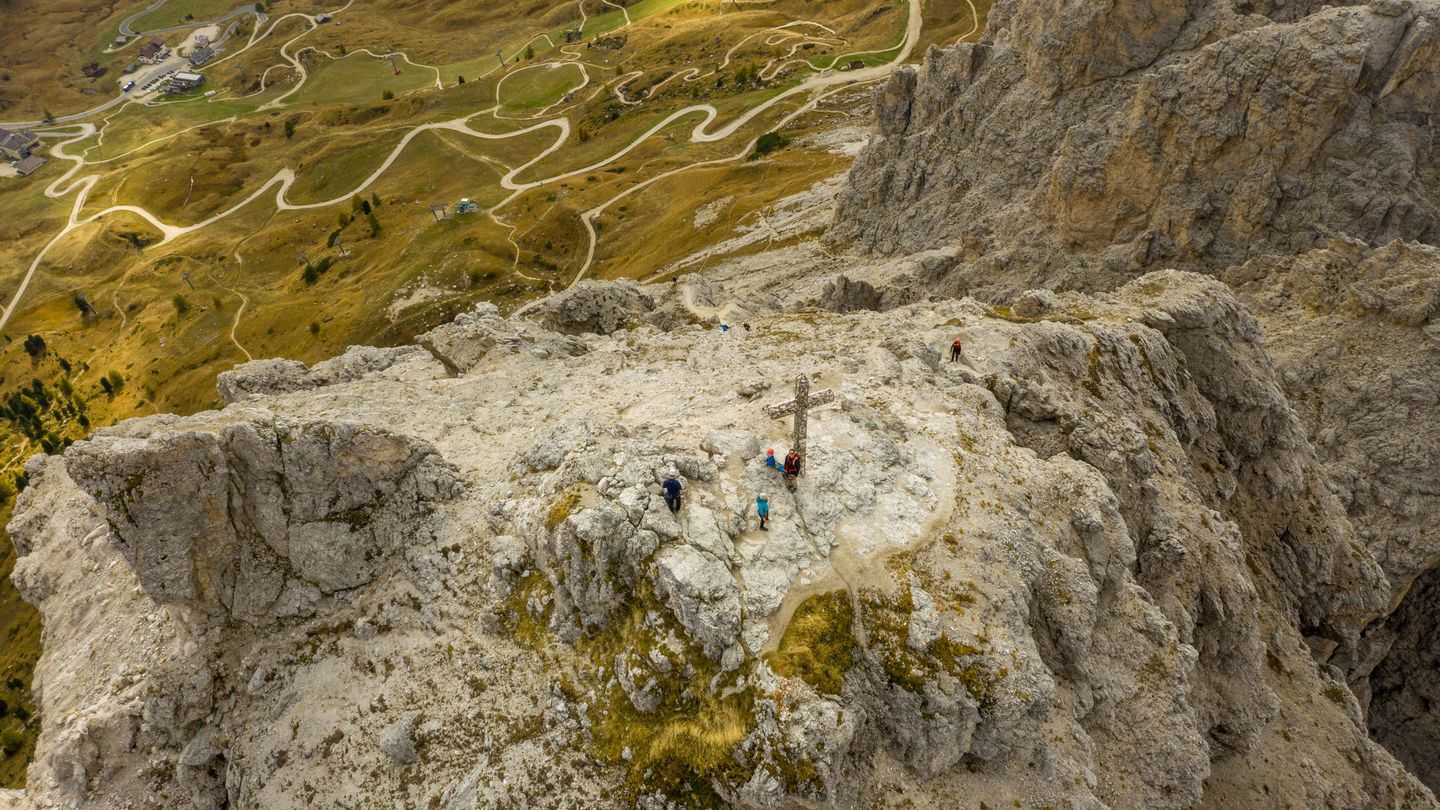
[1220,239,1440,791]
[3,272,1434,808]
[833,0,1440,293]
[827,0,1440,795]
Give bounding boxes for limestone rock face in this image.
[7,275,1432,808]
[534,279,657,335]
[1368,566,1440,791]
[62,414,460,624]
[415,301,589,375]
[217,345,428,403]
[1219,239,1440,790]
[1013,0,1203,94]
[833,0,1440,291]
[1224,240,1440,611]
[825,0,1440,795]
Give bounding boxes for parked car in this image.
[123,80,136,92]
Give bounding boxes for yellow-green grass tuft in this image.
[767,590,855,695]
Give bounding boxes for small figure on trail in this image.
[950,337,964,363]
[756,493,770,531]
[783,450,801,490]
[720,323,730,333]
[765,448,778,469]
[662,474,683,514]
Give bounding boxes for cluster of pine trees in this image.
[0,337,124,495]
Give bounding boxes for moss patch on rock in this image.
[859,580,1004,710]
[500,569,554,648]
[573,582,755,804]
[767,590,856,695]
[544,486,585,532]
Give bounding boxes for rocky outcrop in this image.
[779,248,966,313]
[533,279,658,335]
[829,0,1440,789]
[833,0,1440,292]
[1224,240,1440,611]
[1217,239,1440,792]
[415,301,588,375]
[6,274,1432,808]
[217,345,427,403]
[62,414,460,625]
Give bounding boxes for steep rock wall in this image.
[833,0,1440,293]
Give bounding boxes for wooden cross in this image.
[765,374,834,459]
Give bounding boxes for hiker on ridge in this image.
[950,337,964,363]
[756,493,770,531]
[783,450,801,490]
[662,474,683,514]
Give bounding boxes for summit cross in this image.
[765,374,835,458]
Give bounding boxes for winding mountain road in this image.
[119,0,260,38]
[0,0,923,331]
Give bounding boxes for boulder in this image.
[416,302,587,376]
[534,280,656,335]
[378,712,421,765]
[218,346,424,403]
[654,543,741,661]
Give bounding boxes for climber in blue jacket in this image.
[662,475,683,514]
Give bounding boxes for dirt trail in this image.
[1,0,923,330]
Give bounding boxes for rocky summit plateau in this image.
[2,0,1439,805]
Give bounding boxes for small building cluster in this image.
[138,38,170,64]
[0,127,41,160]
[1,127,46,176]
[188,45,216,67]
[13,156,46,176]
[166,72,206,93]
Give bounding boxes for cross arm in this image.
[766,401,799,419]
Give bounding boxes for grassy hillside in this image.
[0,515,41,788]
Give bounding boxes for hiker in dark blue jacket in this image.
[662,475,683,514]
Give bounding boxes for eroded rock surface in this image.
[825,0,1440,792]
[834,0,1440,292]
[534,279,658,335]
[7,274,1432,808]
[64,415,459,624]
[415,302,589,375]
[1225,240,1440,611]
[218,345,428,403]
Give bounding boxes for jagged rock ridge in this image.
[833,0,1440,294]
[3,0,1439,799]
[826,0,1440,792]
[4,272,1433,808]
